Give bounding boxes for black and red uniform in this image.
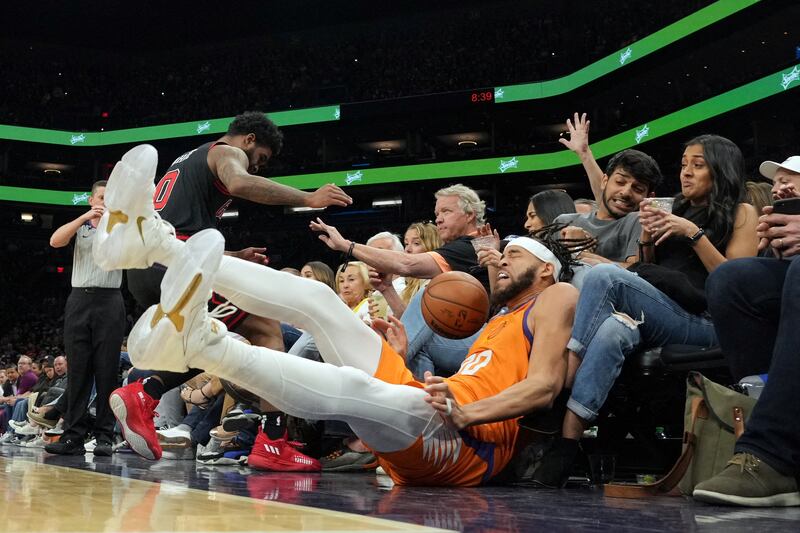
[127,142,248,330]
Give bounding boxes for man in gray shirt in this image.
[557,113,662,267]
[46,180,125,457]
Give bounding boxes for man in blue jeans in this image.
[694,185,800,506]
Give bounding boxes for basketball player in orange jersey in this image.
[94,145,577,486]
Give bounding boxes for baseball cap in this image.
[759,156,800,181]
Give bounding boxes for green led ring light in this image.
[493,0,760,103]
[0,0,758,147]
[4,63,798,206]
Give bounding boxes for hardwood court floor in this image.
[1,446,799,532]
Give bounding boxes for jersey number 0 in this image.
[153,169,180,210]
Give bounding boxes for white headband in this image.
[506,236,561,282]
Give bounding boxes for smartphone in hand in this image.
[772,197,800,215]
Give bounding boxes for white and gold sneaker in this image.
[93,144,181,270]
[128,229,226,373]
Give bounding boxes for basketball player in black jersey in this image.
[109,111,351,461]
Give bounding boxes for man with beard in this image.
[556,112,662,268]
[96,168,576,485]
[101,113,351,462]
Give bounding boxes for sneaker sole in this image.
[109,393,157,460]
[93,144,158,270]
[693,489,800,507]
[222,415,261,433]
[130,229,223,372]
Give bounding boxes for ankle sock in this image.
[262,412,286,440]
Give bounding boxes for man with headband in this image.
[95,161,578,485]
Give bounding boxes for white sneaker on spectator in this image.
[157,425,192,447]
[45,422,64,437]
[0,432,16,445]
[93,144,182,271]
[24,436,46,449]
[14,422,41,436]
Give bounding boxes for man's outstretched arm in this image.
[210,144,352,208]
[310,218,444,278]
[425,283,577,428]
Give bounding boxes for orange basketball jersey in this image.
[373,298,536,486]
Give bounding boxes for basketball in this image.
[421,271,489,339]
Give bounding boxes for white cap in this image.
[505,236,561,282]
[759,156,800,181]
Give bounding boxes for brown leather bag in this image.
[604,372,756,499]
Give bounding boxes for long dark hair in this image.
[529,190,576,226]
[673,135,745,249]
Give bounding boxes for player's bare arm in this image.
[310,218,443,278]
[425,283,577,429]
[210,144,352,208]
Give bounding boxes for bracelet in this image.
[637,239,654,247]
[688,228,705,246]
[343,241,355,262]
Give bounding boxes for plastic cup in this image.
[647,197,675,213]
[588,454,617,486]
[471,235,497,252]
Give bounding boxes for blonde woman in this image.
[371,222,442,318]
[336,261,374,323]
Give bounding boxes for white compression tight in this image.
[214,256,382,374]
[195,334,443,453]
[190,254,445,453]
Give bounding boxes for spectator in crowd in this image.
[745,181,774,214]
[695,157,800,507]
[336,261,374,323]
[311,184,489,378]
[524,190,577,233]
[300,261,336,289]
[556,113,662,268]
[542,134,759,488]
[46,180,126,457]
[573,199,597,215]
[761,156,800,201]
[372,222,443,318]
[365,232,406,320]
[0,355,39,440]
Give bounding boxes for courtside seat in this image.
[633,345,726,374]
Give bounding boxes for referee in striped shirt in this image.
[46,180,125,456]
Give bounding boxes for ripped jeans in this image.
[567,264,717,421]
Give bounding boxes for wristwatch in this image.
[688,228,705,245]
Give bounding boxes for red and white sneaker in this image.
[109,381,162,460]
[247,428,321,472]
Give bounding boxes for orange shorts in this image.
[370,340,519,487]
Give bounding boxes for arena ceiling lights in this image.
[4,62,798,206]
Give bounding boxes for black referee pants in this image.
[62,287,126,443]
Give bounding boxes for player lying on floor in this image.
[94,144,578,486]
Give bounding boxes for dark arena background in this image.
[2,1,800,531]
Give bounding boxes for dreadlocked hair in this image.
[528,223,592,282]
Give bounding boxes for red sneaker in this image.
[247,428,321,472]
[109,381,162,460]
